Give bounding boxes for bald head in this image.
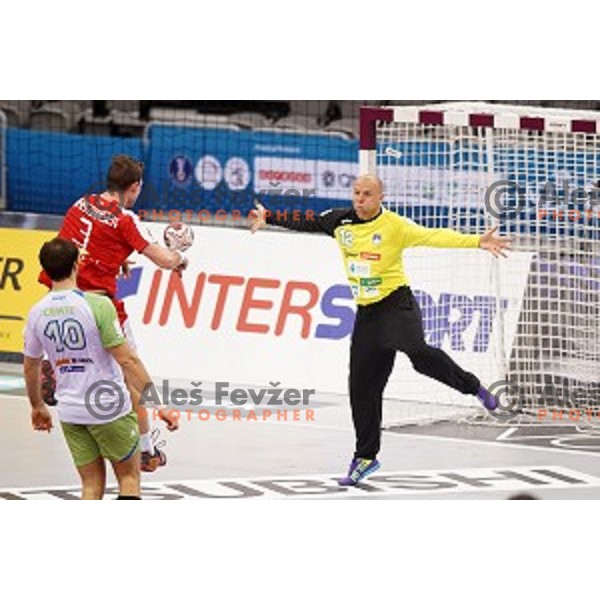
[355,174,384,193]
[352,174,384,220]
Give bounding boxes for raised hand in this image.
[249,202,267,234]
[479,226,511,258]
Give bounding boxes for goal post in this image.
[360,102,600,426]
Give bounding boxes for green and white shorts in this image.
[61,411,140,468]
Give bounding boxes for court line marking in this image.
[250,412,600,456]
[3,465,600,499]
[386,430,600,459]
[237,417,600,460]
[258,418,600,459]
[496,427,518,441]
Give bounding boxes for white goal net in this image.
[360,102,600,426]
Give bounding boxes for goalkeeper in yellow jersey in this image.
[250,175,511,486]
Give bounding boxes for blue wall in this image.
[5,125,600,240]
[6,125,359,217]
[6,129,143,214]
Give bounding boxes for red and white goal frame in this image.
[358,102,600,426]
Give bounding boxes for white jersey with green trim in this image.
[24,289,132,425]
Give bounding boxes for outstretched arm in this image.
[402,219,511,257]
[142,243,188,272]
[402,218,481,249]
[250,202,341,236]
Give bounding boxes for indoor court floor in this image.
[2,361,600,500]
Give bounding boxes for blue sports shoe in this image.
[477,386,498,411]
[338,458,381,486]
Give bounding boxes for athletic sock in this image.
[140,432,153,453]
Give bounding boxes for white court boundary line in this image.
[262,418,600,459]
[2,465,600,500]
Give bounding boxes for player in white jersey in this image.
[23,238,160,499]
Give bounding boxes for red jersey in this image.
[39,195,153,321]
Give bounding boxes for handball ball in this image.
[163,221,195,252]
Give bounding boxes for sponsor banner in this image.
[254,157,357,201]
[0,228,56,353]
[251,157,505,209]
[123,224,353,393]
[254,157,314,192]
[121,224,533,398]
[379,165,499,209]
[316,161,357,200]
[168,155,194,186]
[139,125,358,217]
[1,466,597,499]
[194,155,223,191]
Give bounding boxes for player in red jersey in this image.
[39,155,185,471]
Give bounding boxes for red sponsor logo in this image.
[258,170,312,184]
[142,270,322,338]
[360,252,381,261]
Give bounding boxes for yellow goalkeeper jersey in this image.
[266,207,481,306]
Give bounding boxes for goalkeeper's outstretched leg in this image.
[341,286,499,486]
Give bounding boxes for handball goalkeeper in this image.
[250,174,510,486]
